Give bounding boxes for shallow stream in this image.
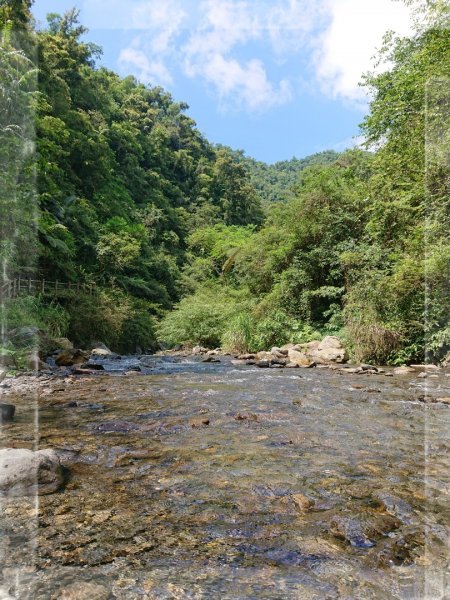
[1,358,449,598]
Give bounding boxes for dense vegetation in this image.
[224,148,340,204]
[1,0,449,364]
[1,3,263,352]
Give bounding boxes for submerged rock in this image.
[0,448,64,496]
[190,418,210,428]
[95,421,139,433]
[291,492,314,512]
[52,582,110,600]
[436,397,450,405]
[202,355,220,363]
[79,363,105,371]
[234,412,258,421]
[329,515,375,548]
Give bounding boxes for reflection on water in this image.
[1,358,449,599]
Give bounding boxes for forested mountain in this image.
[158,1,450,364]
[1,0,449,364]
[227,149,340,203]
[1,4,263,351]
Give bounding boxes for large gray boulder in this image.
[296,337,348,364]
[7,326,42,346]
[0,448,64,496]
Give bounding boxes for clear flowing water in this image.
[1,358,449,599]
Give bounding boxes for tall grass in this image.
[5,295,69,342]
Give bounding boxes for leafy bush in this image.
[251,310,321,352]
[119,302,158,354]
[156,287,244,348]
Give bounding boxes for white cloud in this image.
[314,0,413,104]
[267,0,327,54]
[203,55,292,111]
[329,133,366,152]
[89,0,415,110]
[118,46,173,86]
[117,0,185,87]
[183,0,291,112]
[130,1,186,53]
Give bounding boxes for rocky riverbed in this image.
[0,356,449,599]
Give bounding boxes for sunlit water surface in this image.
[1,357,449,599]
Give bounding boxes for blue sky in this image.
[32,0,412,164]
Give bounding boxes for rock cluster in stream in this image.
[194,336,349,368]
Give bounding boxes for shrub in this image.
[156,287,243,348]
[119,303,158,354]
[251,310,321,352]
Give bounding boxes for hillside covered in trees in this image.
[222,148,340,204]
[1,0,449,365]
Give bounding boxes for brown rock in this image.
[271,347,288,357]
[436,397,450,405]
[27,352,51,371]
[280,343,295,351]
[288,349,312,367]
[192,346,208,354]
[310,336,348,364]
[256,351,273,361]
[291,493,314,511]
[235,413,258,421]
[190,418,210,428]
[52,337,74,350]
[55,349,89,367]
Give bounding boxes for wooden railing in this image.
[0,277,95,300]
